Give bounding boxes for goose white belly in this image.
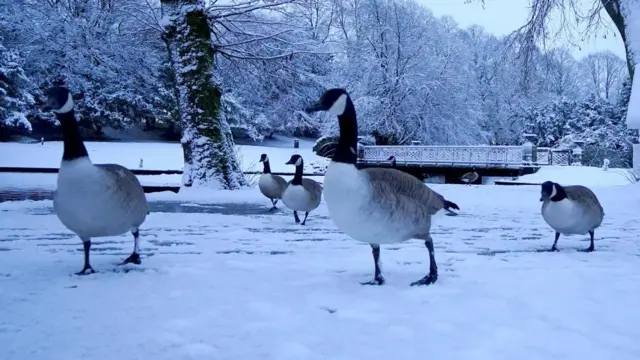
[542,199,586,234]
[54,159,135,238]
[258,174,282,199]
[324,162,408,244]
[281,184,312,211]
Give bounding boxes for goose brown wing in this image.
[363,167,445,216]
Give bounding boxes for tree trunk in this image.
[161,0,248,189]
[601,0,635,81]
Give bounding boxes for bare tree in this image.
[581,50,626,99]
[545,47,581,98]
[471,0,635,83]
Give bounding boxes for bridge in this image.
[356,143,578,184]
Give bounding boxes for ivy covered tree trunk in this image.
[161,0,248,189]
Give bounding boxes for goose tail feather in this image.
[444,200,460,211]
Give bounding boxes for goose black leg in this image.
[293,211,301,224]
[411,235,438,286]
[300,211,310,225]
[362,244,385,285]
[269,199,278,212]
[76,238,95,275]
[578,230,595,252]
[121,229,142,265]
[550,232,560,252]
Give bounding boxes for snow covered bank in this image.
[509,166,634,187]
[0,140,328,173]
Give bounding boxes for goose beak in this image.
[43,98,55,112]
[305,101,323,113]
[285,159,294,165]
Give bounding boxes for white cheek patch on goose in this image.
[328,94,347,116]
[295,157,302,166]
[54,93,75,114]
[550,186,557,198]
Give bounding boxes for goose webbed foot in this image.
[120,252,141,265]
[76,265,95,276]
[410,273,437,286]
[293,211,301,224]
[361,275,385,286]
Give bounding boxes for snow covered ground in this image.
[1,184,639,360]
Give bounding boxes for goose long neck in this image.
[57,110,89,162]
[262,161,272,174]
[551,185,567,201]
[291,162,303,185]
[333,97,358,165]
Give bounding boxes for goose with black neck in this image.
[258,153,287,211]
[281,154,323,225]
[44,86,150,275]
[305,88,460,286]
[539,181,604,252]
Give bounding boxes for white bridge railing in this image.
[359,145,571,167]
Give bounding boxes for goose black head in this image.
[285,154,303,167]
[259,153,268,162]
[305,88,349,116]
[44,86,74,114]
[540,181,566,201]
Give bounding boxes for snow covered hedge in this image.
[521,91,638,168]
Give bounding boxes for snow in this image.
[0,141,326,173]
[502,165,633,187]
[1,184,640,359]
[623,0,640,129]
[0,141,329,189]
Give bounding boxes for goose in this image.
[43,86,149,275]
[540,181,604,252]
[281,154,323,225]
[258,153,287,211]
[460,171,479,185]
[305,88,460,286]
[386,155,397,168]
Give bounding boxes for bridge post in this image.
[571,140,584,166]
[521,133,538,164]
